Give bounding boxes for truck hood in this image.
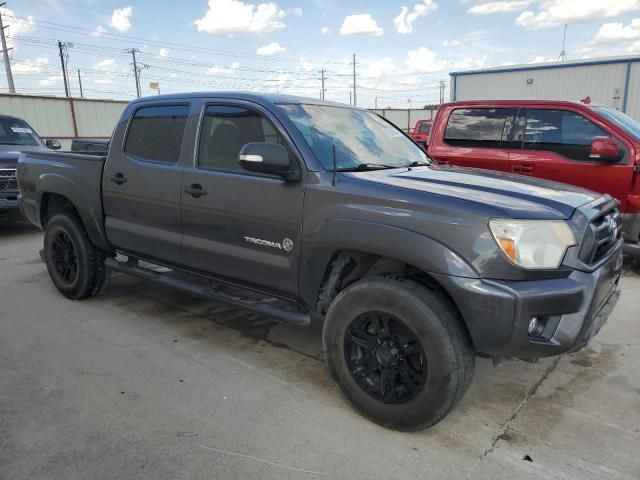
[0,145,45,169]
[348,165,600,219]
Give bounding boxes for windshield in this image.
[279,104,431,170]
[592,106,640,142]
[0,118,40,147]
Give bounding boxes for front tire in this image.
[322,276,474,431]
[43,213,106,300]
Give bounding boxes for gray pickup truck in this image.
[18,93,623,431]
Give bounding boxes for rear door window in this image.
[444,108,515,148]
[418,122,431,133]
[522,109,611,161]
[124,105,189,163]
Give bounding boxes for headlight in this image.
[488,219,576,269]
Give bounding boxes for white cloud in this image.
[292,7,303,16]
[158,47,170,58]
[594,18,640,43]
[256,41,285,55]
[442,39,460,47]
[404,46,447,72]
[39,75,62,87]
[13,57,49,75]
[629,39,640,51]
[90,26,107,37]
[340,14,384,36]
[529,55,555,63]
[393,0,437,34]
[109,6,133,32]
[0,6,33,48]
[453,55,489,70]
[194,0,286,34]
[320,25,330,35]
[364,57,397,78]
[206,62,240,76]
[468,1,530,15]
[297,57,313,71]
[93,59,117,71]
[516,0,640,29]
[94,78,113,85]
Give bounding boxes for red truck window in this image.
[417,122,431,133]
[522,109,611,162]
[444,108,515,149]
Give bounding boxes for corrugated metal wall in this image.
[0,94,127,148]
[453,61,640,120]
[371,108,437,132]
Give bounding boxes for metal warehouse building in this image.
[450,54,640,121]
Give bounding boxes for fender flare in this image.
[299,219,479,307]
[37,173,111,251]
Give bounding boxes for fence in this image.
[0,94,127,149]
[370,108,438,132]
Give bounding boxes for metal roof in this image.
[450,54,640,76]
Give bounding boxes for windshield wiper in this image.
[335,163,398,172]
[406,160,431,167]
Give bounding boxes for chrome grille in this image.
[578,208,621,265]
[0,168,17,191]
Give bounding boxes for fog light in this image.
[528,316,546,337]
[528,317,539,335]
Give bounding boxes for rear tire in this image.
[322,276,475,431]
[43,213,106,300]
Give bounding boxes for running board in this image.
[104,257,311,326]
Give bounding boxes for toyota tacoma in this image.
[17,93,623,431]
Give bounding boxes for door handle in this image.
[109,173,127,185]
[512,164,533,174]
[184,184,208,198]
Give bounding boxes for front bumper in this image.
[0,192,21,221]
[434,241,623,358]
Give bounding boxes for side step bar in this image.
[104,257,311,326]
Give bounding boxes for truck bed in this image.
[17,150,110,249]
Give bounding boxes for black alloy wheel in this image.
[50,230,78,284]
[344,312,428,404]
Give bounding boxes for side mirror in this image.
[45,139,62,150]
[238,142,299,181]
[589,137,621,162]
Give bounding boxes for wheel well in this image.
[316,250,445,314]
[40,193,78,227]
[315,249,474,349]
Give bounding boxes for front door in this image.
[180,102,304,296]
[102,103,190,264]
[509,108,634,208]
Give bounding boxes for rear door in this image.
[102,103,190,264]
[432,107,516,171]
[510,108,634,207]
[180,101,304,296]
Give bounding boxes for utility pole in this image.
[352,53,357,107]
[77,69,83,98]
[374,96,377,109]
[320,69,325,100]
[439,80,446,104]
[0,3,15,93]
[58,40,70,97]
[129,48,141,98]
[349,91,352,107]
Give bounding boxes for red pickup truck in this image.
[410,119,432,148]
[428,100,640,245]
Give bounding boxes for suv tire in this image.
[44,213,107,300]
[323,276,474,431]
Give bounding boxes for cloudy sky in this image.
[2,0,640,107]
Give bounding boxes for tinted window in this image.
[0,118,39,146]
[444,108,514,148]
[125,105,188,163]
[418,122,431,133]
[198,105,289,173]
[523,109,610,161]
